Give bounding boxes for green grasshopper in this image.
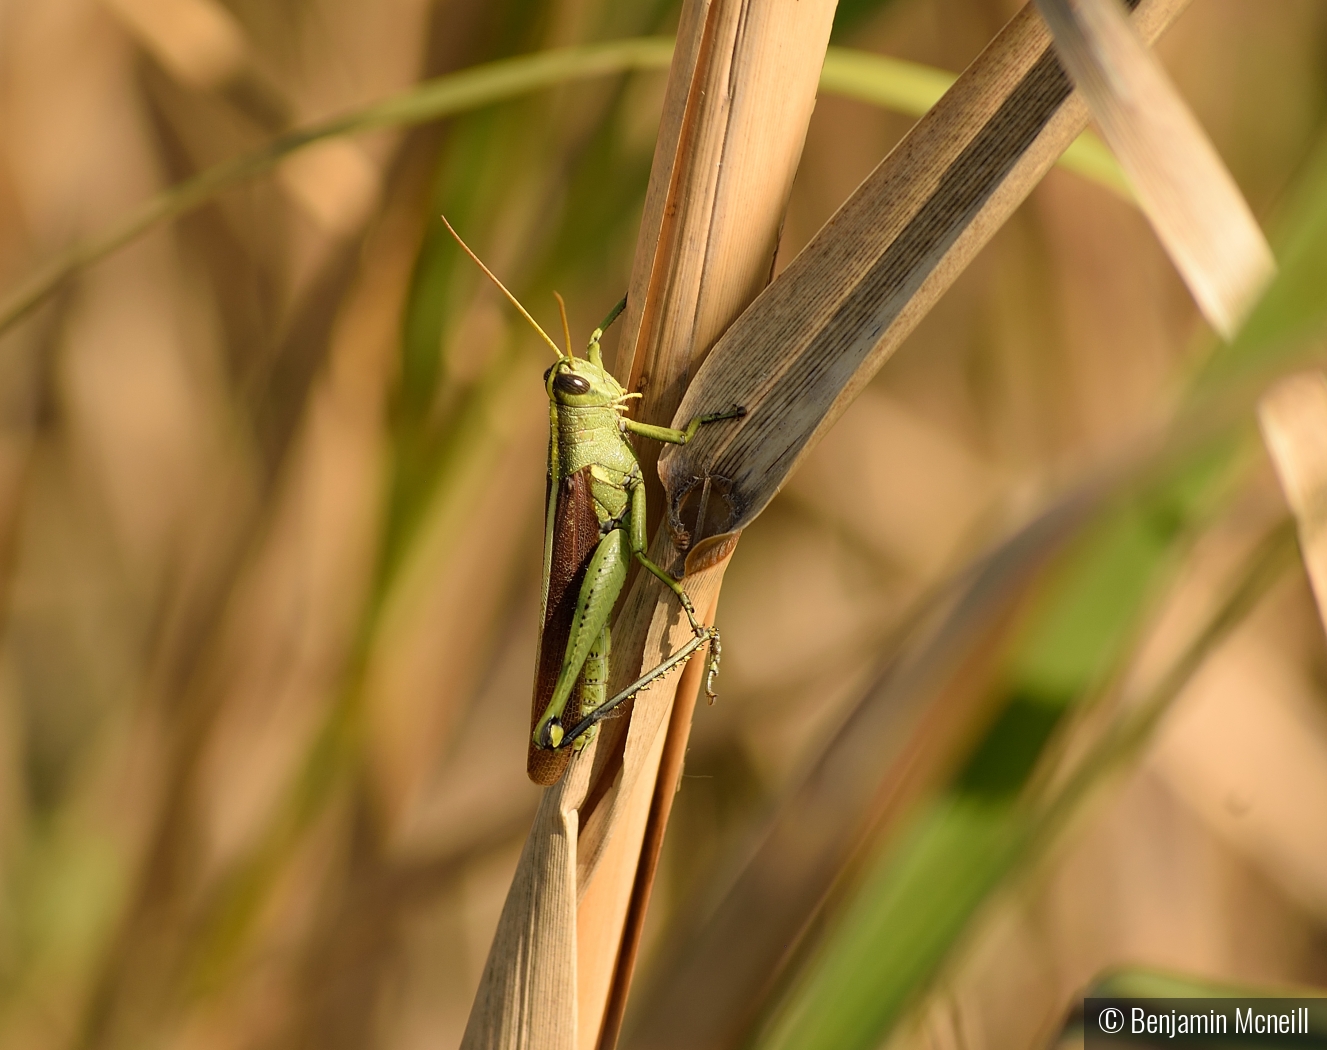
[442,219,744,785]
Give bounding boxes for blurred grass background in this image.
[0,0,1326,1049]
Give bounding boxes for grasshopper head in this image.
[544,354,625,408]
[543,298,631,408]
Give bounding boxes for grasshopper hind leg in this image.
[534,527,629,750]
[631,547,725,702]
[560,624,720,747]
[572,625,611,750]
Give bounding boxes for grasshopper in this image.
[442,219,744,785]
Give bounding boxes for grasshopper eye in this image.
[553,372,591,395]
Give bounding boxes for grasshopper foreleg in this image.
[623,403,746,446]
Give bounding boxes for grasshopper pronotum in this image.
[442,219,744,784]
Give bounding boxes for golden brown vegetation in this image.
[0,1,1325,1050]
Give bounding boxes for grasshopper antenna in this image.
[440,215,565,359]
[553,291,574,359]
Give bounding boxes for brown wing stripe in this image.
[528,465,602,785]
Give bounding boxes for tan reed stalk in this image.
[459,3,838,1049]
[591,587,717,1050]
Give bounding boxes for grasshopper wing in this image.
[528,465,601,785]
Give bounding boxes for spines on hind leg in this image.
[572,626,610,751]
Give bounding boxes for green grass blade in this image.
[0,38,673,336]
[756,521,1295,1050]
[817,48,957,117]
[1088,967,1327,999]
[760,798,1028,1050]
[1058,133,1133,198]
[747,116,1327,1050]
[1201,137,1327,384]
[830,0,905,43]
[0,41,1134,340]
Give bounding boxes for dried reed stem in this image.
[459,2,837,1048]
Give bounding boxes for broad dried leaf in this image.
[658,0,1192,561]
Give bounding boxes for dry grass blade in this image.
[462,789,580,1050]
[1033,0,1274,339]
[1258,372,1327,617]
[658,0,1190,564]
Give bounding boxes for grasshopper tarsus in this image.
[701,403,745,433]
[704,628,722,704]
[676,589,701,628]
[701,403,747,425]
